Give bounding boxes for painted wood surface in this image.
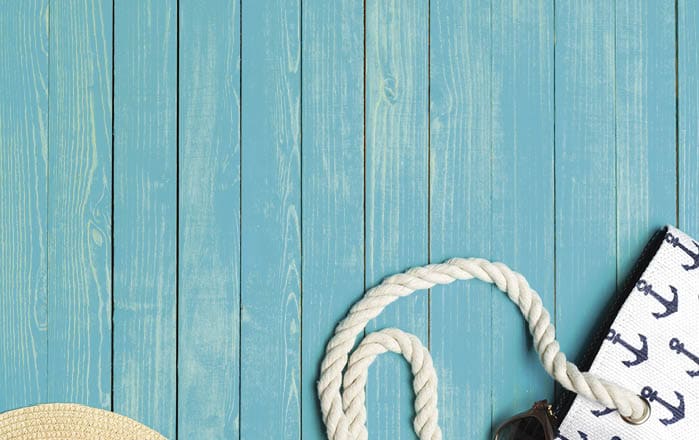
[430,1,492,437]
[178,1,240,438]
[614,0,676,284]
[0,0,49,412]
[0,1,693,439]
[364,1,429,439]
[554,0,618,364]
[240,0,301,438]
[679,0,699,238]
[490,0,556,428]
[47,0,113,408]
[113,1,177,437]
[300,0,364,438]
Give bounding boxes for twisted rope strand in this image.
[317,257,645,439]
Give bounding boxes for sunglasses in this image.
[492,401,557,440]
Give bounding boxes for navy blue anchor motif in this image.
[592,385,688,427]
[605,329,648,367]
[556,432,621,440]
[635,279,678,319]
[590,407,616,417]
[669,337,699,378]
[665,231,699,271]
[641,386,685,425]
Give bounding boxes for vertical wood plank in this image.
[240,0,301,438]
[615,1,676,283]
[48,0,113,407]
[178,1,241,437]
[113,1,176,436]
[300,0,364,438]
[365,0,428,438]
[679,1,699,235]
[429,0,492,436]
[554,1,616,361]
[0,0,49,413]
[491,0,555,424]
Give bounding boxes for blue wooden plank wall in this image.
[241,0,301,437]
[47,0,113,408]
[301,1,364,439]
[0,1,691,439]
[114,1,177,437]
[178,1,240,438]
[0,0,49,412]
[430,1,493,437]
[490,0,555,427]
[365,1,428,438]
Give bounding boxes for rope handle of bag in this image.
[317,257,647,440]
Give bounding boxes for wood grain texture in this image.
[113,1,176,436]
[365,0,428,438]
[0,2,691,438]
[615,0,676,284]
[48,0,113,408]
[554,0,616,361]
[240,0,301,438]
[300,0,364,438]
[679,0,699,236]
[490,0,555,424]
[177,1,240,437]
[0,0,49,413]
[429,0,492,437]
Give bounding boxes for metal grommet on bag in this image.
[620,397,651,425]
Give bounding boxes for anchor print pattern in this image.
[590,407,616,417]
[605,329,648,367]
[557,226,698,439]
[634,279,678,319]
[669,338,699,378]
[665,232,699,271]
[640,386,685,426]
[556,432,622,440]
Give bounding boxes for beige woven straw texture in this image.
[0,403,166,439]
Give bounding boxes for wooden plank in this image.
[0,0,49,413]
[554,1,616,362]
[429,0,492,436]
[48,0,113,407]
[364,0,428,438]
[679,1,699,235]
[615,0,676,283]
[177,1,241,437]
[300,0,364,438]
[113,1,176,436]
[240,0,301,438]
[490,0,555,424]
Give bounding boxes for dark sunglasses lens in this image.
[496,416,547,440]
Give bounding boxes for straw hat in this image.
[0,403,166,439]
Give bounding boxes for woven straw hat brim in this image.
[0,403,167,440]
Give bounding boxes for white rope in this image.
[317,257,646,439]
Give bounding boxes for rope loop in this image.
[317,257,646,439]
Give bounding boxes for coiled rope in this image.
[317,257,646,440]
